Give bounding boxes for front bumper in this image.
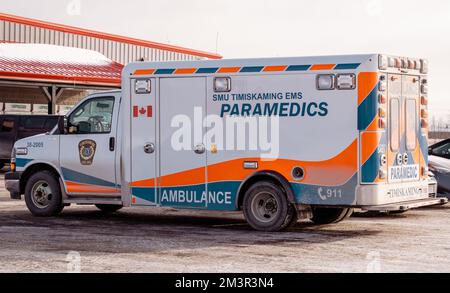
[5,172,22,200]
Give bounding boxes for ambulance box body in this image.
[6,54,446,231]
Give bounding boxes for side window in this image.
[44,117,59,130]
[21,117,46,130]
[68,97,114,134]
[405,99,417,151]
[390,98,400,152]
[1,118,15,133]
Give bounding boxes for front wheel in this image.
[24,170,64,217]
[95,204,123,213]
[310,207,353,224]
[243,181,296,232]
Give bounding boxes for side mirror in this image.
[57,116,68,134]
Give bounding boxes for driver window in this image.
[68,97,114,134]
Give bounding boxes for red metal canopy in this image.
[0,43,123,87]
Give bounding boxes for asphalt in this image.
[1,167,450,273]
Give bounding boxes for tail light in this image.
[421,109,428,119]
[421,119,429,129]
[421,96,428,106]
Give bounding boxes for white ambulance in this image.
[5,54,447,231]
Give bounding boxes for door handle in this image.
[144,143,155,154]
[194,144,206,154]
[109,137,115,151]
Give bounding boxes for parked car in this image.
[0,114,60,169]
[429,139,450,197]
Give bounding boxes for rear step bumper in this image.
[361,197,448,212]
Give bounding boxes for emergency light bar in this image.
[379,54,428,74]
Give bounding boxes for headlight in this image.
[16,147,28,156]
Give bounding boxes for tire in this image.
[311,207,353,225]
[95,204,123,213]
[243,181,295,232]
[24,170,64,217]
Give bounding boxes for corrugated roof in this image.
[0,13,222,60]
[0,43,123,87]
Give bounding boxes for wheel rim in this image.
[31,180,53,209]
[250,191,280,223]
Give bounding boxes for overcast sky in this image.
[1,0,449,120]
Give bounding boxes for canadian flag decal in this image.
[133,106,153,118]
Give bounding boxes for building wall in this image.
[0,19,202,64]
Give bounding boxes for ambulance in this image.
[5,54,448,231]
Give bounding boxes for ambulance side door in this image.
[59,93,121,195]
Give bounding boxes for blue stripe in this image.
[15,158,33,168]
[132,187,156,203]
[335,63,361,70]
[61,167,117,188]
[154,69,175,74]
[196,67,219,74]
[240,66,264,73]
[361,150,380,183]
[131,182,241,211]
[419,134,429,165]
[358,86,378,130]
[16,158,33,168]
[291,175,358,205]
[286,65,311,71]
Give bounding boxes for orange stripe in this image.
[131,140,358,188]
[160,167,206,187]
[358,72,379,105]
[310,64,335,71]
[134,69,155,75]
[218,67,241,73]
[366,114,380,131]
[65,181,120,194]
[360,132,381,165]
[263,65,288,72]
[130,179,156,188]
[174,68,197,74]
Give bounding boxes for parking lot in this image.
[1,168,450,273]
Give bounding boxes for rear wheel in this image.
[24,170,64,217]
[310,207,353,224]
[243,181,296,232]
[95,204,123,213]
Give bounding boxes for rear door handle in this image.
[109,137,115,151]
[144,143,155,154]
[194,144,206,154]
